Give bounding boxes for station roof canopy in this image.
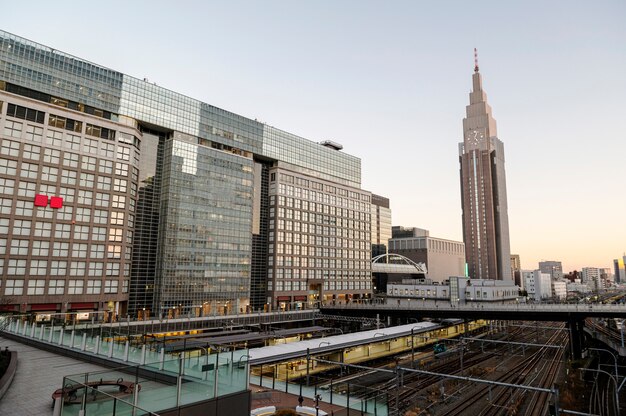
[248,322,438,365]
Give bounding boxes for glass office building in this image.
[0,30,370,317]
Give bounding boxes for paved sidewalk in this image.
[0,335,110,416]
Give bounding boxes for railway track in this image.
[437,324,567,416]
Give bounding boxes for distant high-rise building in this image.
[614,256,626,284]
[510,254,523,289]
[538,261,563,279]
[459,52,511,281]
[581,267,601,291]
[371,194,392,258]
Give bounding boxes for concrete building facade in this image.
[522,270,552,301]
[388,230,465,284]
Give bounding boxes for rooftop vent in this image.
[320,140,343,151]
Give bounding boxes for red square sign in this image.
[50,196,63,209]
[34,194,48,207]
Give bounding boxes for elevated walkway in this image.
[0,315,250,416]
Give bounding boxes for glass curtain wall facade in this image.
[371,194,391,258]
[0,30,370,317]
[156,136,254,317]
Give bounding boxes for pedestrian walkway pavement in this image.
[0,335,112,416]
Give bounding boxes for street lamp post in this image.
[315,393,322,416]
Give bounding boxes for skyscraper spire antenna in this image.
[474,48,479,73]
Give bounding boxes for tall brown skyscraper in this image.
[459,53,512,281]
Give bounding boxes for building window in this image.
[20,162,39,179]
[107,244,122,258]
[63,152,80,168]
[65,134,81,149]
[83,138,98,154]
[71,243,88,257]
[122,280,129,293]
[88,211,106,227]
[48,279,65,295]
[106,262,120,276]
[47,129,63,147]
[29,260,47,275]
[7,259,27,275]
[4,279,24,295]
[61,169,77,185]
[43,148,61,164]
[27,279,45,295]
[50,260,67,275]
[113,179,127,193]
[69,261,86,276]
[81,156,97,171]
[68,280,84,295]
[0,139,20,157]
[0,178,14,195]
[10,239,29,255]
[97,176,111,191]
[99,142,115,158]
[104,280,118,294]
[31,240,50,256]
[41,166,58,182]
[95,193,110,208]
[111,195,126,209]
[86,280,101,294]
[92,227,107,241]
[115,163,129,177]
[57,206,73,221]
[77,190,93,205]
[89,262,104,276]
[74,225,89,240]
[52,242,69,257]
[110,212,124,226]
[117,146,131,161]
[3,120,23,138]
[0,158,18,176]
[108,229,123,243]
[13,220,32,236]
[23,144,41,160]
[98,159,113,174]
[34,221,51,237]
[75,207,91,223]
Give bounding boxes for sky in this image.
[3,1,625,272]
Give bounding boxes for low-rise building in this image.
[567,280,591,296]
[386,277,519,304]
[523,270,552,301]
[388,227,465,284]
[552,279,567,300]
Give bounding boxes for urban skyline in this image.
[2,1,625,272]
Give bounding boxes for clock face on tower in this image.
[466,129,484,146]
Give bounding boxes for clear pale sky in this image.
[4,1,625,272]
